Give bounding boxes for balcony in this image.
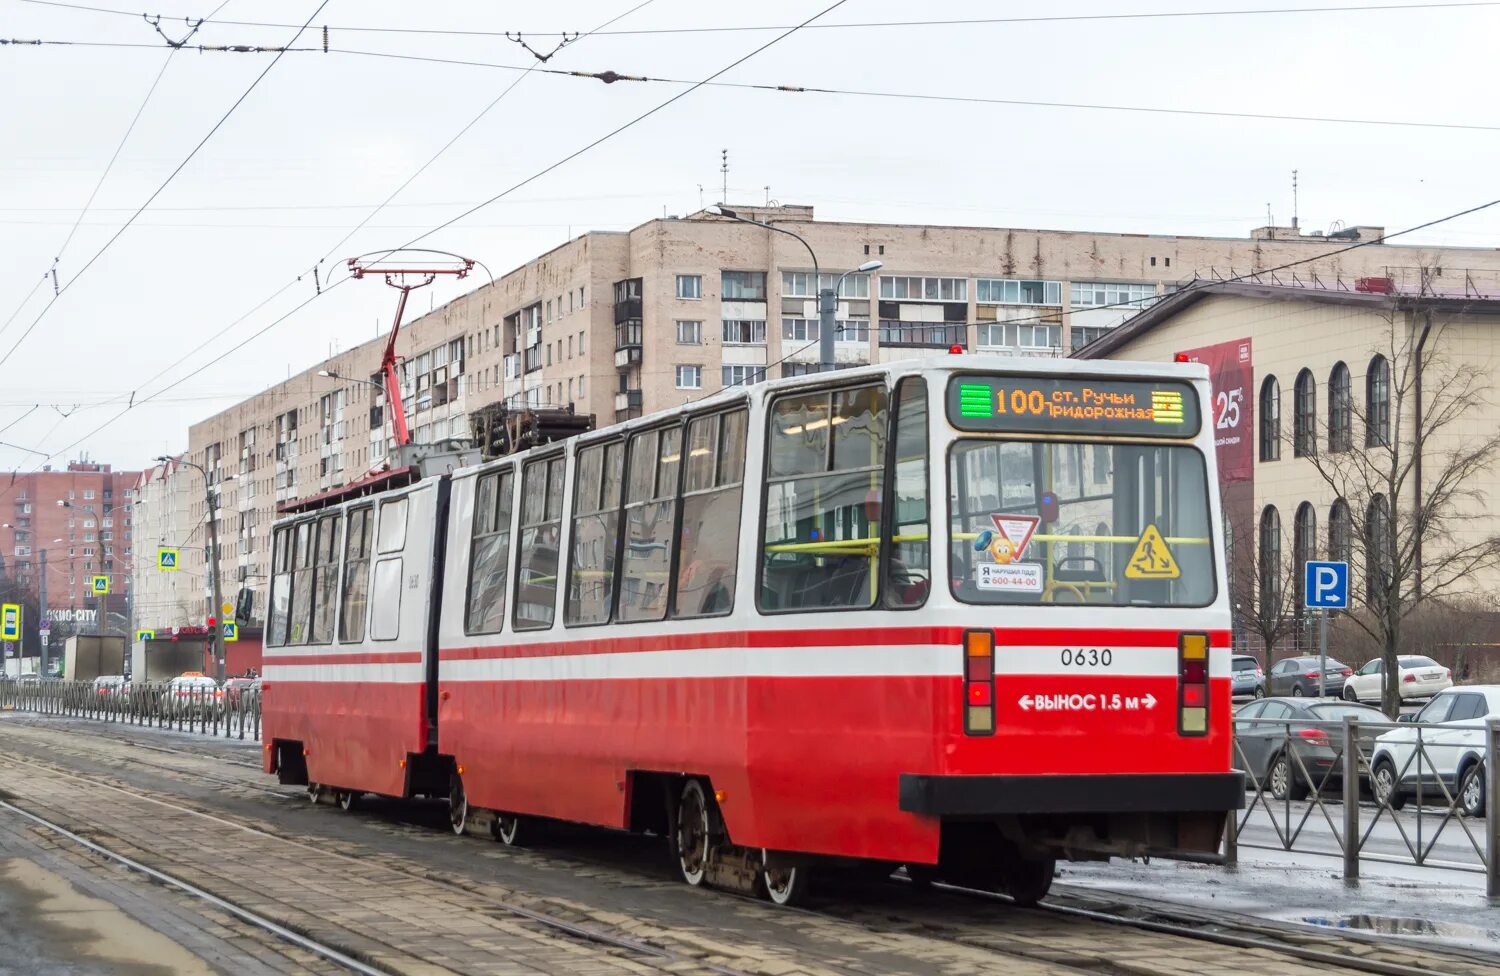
[614,297,643,324]
[614,389,643,413]
[615,347,642,369]
[877,321,968,349]
[615,320,643,351]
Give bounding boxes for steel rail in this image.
[0,798,391,976]
[0,752,755,976]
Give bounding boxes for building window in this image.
[1293,368,1316,457]
[722,319,766,344]
[879,321,967,348]
[1259,375,1280,461]
[613,278,642,304]
[879,275,966,301]
[1258,505,1282,615]
[1366,354,1391,447]
[676,320,702,345]
[782,318,820,342]
[720,270,767,301]
[975,278,1062,305]
[1328,361,1351,453]
[675,274,702,300]
[722,365,767,387]
[675,365,702,389]
[83,490,95,499]
[1329,497,1351,565]
[1069,281,1155,308]
[781,271,870,299]
[976,321,1060,351]
[1070,325,1111,350]
[1293,502,1317,612]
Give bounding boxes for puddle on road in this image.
[1303,913,1497,940]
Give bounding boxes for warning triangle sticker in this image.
[989,514,1040,561]
[1125,524,1181,580]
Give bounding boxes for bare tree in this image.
[1304,309,1500,716]
[1231,515,1302,693]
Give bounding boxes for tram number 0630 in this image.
[1060,648,1113,668]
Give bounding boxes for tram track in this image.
[2,721,1496,976]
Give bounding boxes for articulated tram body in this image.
[263,356,1241,887]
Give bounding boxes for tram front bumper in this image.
[898,772,1246,817]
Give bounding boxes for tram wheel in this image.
[761,851,810,907]
[307,783,321,804]
[671,779,713,887]
[999,854,1055,907]
[492,812,524,847]
[337,790,360,812]
[449,776,469,836]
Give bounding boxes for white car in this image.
[1370,686,1500,817]
[1343,655,1451,704]
[165,674,222,717]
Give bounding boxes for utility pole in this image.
[38,549,46,678]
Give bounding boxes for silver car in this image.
[1231,654,1264,698]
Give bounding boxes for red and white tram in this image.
[262,355,1242,905]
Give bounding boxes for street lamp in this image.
[159,455,227,683]
[317,368,384,394]
[708,205,881,372]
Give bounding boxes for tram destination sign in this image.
[947,375,1201,437]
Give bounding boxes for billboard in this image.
[1177,338,1253,483]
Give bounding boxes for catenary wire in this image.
[0,1,330,372]
[17,0,1500,36]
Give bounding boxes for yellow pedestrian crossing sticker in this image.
[1125,524,1180,580]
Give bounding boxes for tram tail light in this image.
[1178,632,1209,736]
[963,629,995,735]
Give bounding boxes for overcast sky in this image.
[3,0,1498,473]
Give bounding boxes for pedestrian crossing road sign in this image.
[135,629,154,641]
[91,575,110,594]
[157,548,179,571]
[1124,524,1181,580]
[222,621,239,642]
[1,604,19,642]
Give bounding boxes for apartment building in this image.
[0,460,138,632]
[187,203,1500,625]
[129,456,199,632]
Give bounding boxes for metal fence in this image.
[0,679,262,742]
[1227,715,1500,896]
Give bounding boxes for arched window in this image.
[1293,502,1317,610]
[1294,369,1316,457]
[1259,375,1281,461]
[1367,355,1391,447]
[1328,362,1351,453]
[1365,494,1392,604]
[1328,498,1351,566]
[1259,505,1282,617]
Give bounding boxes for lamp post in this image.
[160,455,226,683]
[708,206,881,373]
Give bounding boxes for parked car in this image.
[222,677,256,707]
[165,673,222,718]
[1370,686,1500,817]
[1234,697,1386,800]
[91,675,126,698]
[1268,656,1352,697]
[1343,655,1452,704]
[1231,655,1265,698]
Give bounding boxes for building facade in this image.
[1078,280,1500,653]
[187,204,1500,625]
[129,455,199,632]
[0,460,138,633]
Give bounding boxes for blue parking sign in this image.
[1304,561,1349,609]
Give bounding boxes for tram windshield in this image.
[948,439,1215,607]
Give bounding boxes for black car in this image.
[1234,697,1385,800]
[1268,656,1352,697]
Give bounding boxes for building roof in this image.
[1073,279,1500,360]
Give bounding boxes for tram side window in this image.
[885,378,930,609]
[674,409,747,618]
[760,384,889,612]
[377,496,408,554]
[339,507,373,643]
[565,443,623,626]
[513,456,565,631]
[618,427,681,623]
[287,520,315,644]
[309,514,342,644]
[369,496,410,640]
[466,469,515,634]
[268,526,292,646]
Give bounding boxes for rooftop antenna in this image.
[346,248,474,449]
[765,185,771,206]
[720,149,728,203]
[1291,169,1300,231]
[1267,202,1273,226]
[698,184,704,209]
